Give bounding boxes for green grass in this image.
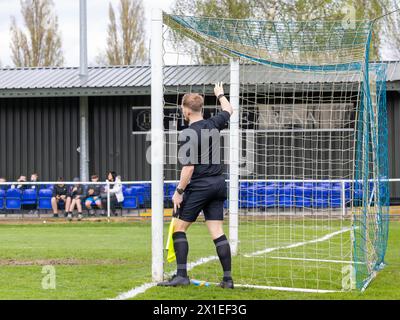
[0,219,398,300]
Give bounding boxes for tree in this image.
[381,0,400,60]
[349,0,387,60]
[98,0,147,65]
[172,0,253,64]
[10,0,64,67]
[251,0,387,60]
[172,0,388,62]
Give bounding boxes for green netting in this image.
[353,62,390,290]
[164,13,389,291]
[164,14,372,70]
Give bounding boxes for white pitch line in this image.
[266,256,363,264]
[243,227,352,258]
[207,282,340,293]
[111,255,219,300]
[110,282,158,300]
[110,228,351,300]
[234,284,340,293]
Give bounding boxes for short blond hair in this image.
[182,93,204,113]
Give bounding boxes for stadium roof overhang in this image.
[0,62,399,98]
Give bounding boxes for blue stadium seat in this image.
[131,186,145,205]
[143,183,151,205]
[6,188,22,210]
[312,183,329,208]
[38,189,53,210]
[239,185,257,208]
[256,184,276,208]
[278,183,295,208]
[122,196,137,209]
[329,183,342,208]
[0,189,5,209]
[255,181,267,189]
[294,183,313,208]
[240,182,250,189]
[257,194,276,208]
[353,182,363,206]
[122,187,139,209]
[22,189,37,206]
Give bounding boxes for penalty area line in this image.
[243,227,352,258]
[110,228,351,300]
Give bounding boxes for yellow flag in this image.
[166,218,176,263]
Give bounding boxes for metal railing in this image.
[0,181,149,218]
[0,178,397,219]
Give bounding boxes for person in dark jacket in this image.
[85,174,102,215]
[66,177,84,221]
[15,175,29,190]
[51,177,68,218]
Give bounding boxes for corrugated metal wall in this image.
[0,92,399,194]
[0,97,80,181]
[89,96,151,181]
[387,91,400,199]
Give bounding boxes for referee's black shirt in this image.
[178,110,231,181]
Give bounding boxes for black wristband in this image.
[217,94,225,101]
[176,187,184,195]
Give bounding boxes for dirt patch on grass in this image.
[0,258,131,266]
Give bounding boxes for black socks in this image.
[173,232,232,281]
[173,232,189,278]
[213,234,232,281]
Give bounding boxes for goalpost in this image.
[151,9,390,292]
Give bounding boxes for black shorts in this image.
[175,175,227,223]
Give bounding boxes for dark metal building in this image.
[0,63,399,195]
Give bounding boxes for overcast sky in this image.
[0,0,174,67]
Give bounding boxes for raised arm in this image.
[214,82,233,115]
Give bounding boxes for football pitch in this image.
[0,219,398,300]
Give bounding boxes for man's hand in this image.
[214,82,224,97]
[214,82,233,115]
[172,191,183,213]
[88,189,94,196]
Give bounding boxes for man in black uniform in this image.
[158,83,234,288]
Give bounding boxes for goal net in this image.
[156,13,389,292]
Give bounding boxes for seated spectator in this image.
[85,174,102,215]
[28,173,40,215]
[102,171,124,216]
[51,177,68,218]
[14,175,29,190]
[66,177,83,221]
[0,177,8,191]
[30,173,40,190]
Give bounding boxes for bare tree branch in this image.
[171,0,387,63]
[10,0,64,67]
[100,0,147,66]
